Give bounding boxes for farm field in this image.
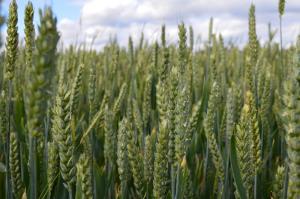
[0,0,298,198]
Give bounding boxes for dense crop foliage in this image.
[0,0,298,198]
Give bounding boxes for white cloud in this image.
[57,18,80,43]
[58,0,300,49]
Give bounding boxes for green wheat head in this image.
[117,118,130,196]
[53,76,76,192]
[204,81,224,184]
[279,0,286,16]
[5,0,18,81]
[281,37,300,199]
[47,141,59,195]
[9,132,24,198]
[153,121,169,199]
[77,153,93,199]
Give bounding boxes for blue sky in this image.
[2,0,300,49]
[2,0,79,34]
[2,0,79,22]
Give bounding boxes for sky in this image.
[2,0,300,49]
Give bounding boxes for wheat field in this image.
[0,0,299,198]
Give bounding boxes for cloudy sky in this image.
[2,0,300,49]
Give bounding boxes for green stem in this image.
[254,175,258,199]
[203,143,209,194]
[171,165,176,199]
[121,181,127,199]
[224,139,231,199]
[6,80,12,199]
[279,16,283,69]
[29,136,37,199]
[68,185,73,199]
[90,132,95,199]
[175,164,180,199]
[69,182,76,199]
[283,160,288,199]
[279,15,284,90]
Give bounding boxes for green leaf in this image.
[230,137,247,199]
[0,162,6,173]
[80,109,104,144]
